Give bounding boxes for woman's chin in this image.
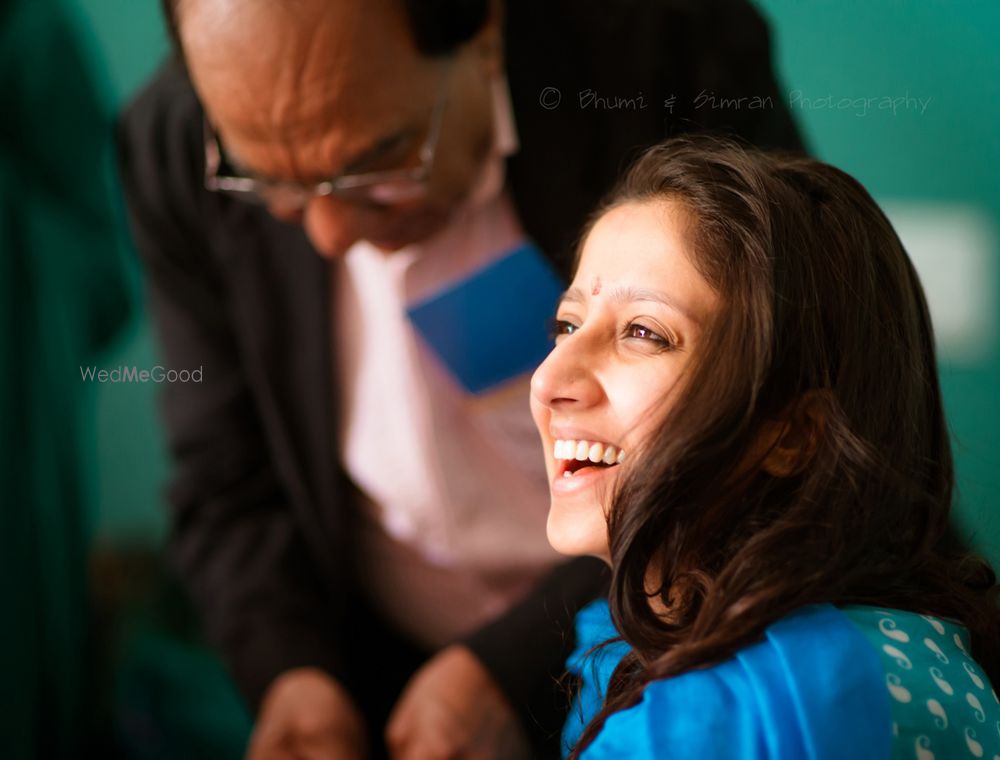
[546,504,610,562]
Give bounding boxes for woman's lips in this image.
[550,460,621,495]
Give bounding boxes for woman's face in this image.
[530,199,720,562]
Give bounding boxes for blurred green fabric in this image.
[0,1,252,757]
[0,0,132,755]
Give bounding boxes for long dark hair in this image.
[570,135,1000,756]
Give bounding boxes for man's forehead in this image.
[179,0,382,36]
[180,0,416,88]
[183,0,428,136]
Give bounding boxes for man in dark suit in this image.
[118,0,803,757]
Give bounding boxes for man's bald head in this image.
[168,0,504,258]
[162,0,491,59]
[179,0,415,141]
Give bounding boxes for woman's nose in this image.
[530,336,604,411]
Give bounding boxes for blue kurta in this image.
[564,600,1000,759]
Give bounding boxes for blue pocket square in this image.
[407,242,566,394]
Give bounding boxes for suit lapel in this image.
[223,213,350,570]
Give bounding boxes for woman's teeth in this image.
[553,439,626,476]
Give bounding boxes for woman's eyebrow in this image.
[559,286,586,305]
[559,284,696,322]
[613,286,695,321]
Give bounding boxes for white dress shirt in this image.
[333,74,561,649]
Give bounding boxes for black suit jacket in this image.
[117,0,804,730]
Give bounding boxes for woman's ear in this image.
[759,390,831,478]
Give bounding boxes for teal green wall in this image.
[76,0,171,544]
[78,0,1000,562]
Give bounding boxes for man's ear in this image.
[759,389,831,478]
[470,0,504,76]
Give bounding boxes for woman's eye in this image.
[625,322,675,349]
[550,319,578,340]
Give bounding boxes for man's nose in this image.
[530,336,604,411]
[267,206,304,228]
[301,195,366,258]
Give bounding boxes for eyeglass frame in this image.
[203,61,454,209]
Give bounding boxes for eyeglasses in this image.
[203,63,453,209]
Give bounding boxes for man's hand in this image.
[385,645,532,760]
[246,667,369,760]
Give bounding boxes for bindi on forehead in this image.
[591,276,602,296]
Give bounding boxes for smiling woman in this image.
[532,197,719,560]
[530,135,1000,759]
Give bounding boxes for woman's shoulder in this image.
[576,603,1000,759]
[582,604,891,759]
